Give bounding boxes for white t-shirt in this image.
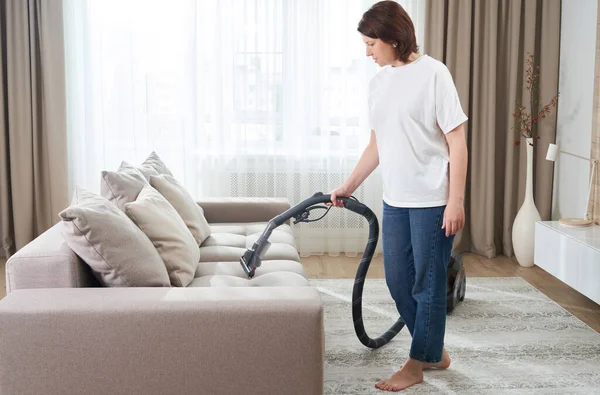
[368,54,468,208]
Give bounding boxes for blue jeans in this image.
[382,201,454,363]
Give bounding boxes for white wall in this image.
[552,0,598,220]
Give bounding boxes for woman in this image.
[330,1,468,392]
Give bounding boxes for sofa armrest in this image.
[5,222,98,294]
[0,286,324,395]
[197,197,291,224]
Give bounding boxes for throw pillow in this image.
[100,164,147,212]
[119,160,159,181]
[59,186,171,287]
[124,184,200,287]
[142,151,173,176]
[150,174,211,245]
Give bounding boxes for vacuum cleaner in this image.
[239,192,466,349]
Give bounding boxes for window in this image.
[63,0,425,256]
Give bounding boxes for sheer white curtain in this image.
[63,0,425,256]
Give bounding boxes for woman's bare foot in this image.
[375,359,424,392]
[399,348,451,371]
[423,348,451,370]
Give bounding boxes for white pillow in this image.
[142,151,173,176]
[119,160,159,181]
[100,151,172,211]
[124,184,200,287]
[150,174,211,245]
[100,165,147,212]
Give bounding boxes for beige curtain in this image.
[425,0,561,258]
[0,0,69,257]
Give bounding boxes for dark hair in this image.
[357,1,419,62]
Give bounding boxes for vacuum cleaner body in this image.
[240,192,466,348]
[446,252,466,313]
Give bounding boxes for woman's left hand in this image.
[442,200,465,237]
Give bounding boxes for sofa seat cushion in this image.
[194,222,306,287]
[200,223,299,263]
[196,260,305,278]
[188,272,309,287]
[205,223,295,243]
[199,244,299,263]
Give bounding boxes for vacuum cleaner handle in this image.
[271,192,366,225]
[240,192,368,277]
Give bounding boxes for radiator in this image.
[226,171,367,230]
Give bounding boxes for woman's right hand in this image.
[328,185,351,208]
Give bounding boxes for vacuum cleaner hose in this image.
[339,195,406,349]
[240,192,405,349]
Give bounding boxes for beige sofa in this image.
[0,155,324,395]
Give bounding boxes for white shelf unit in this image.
[534,221,600,305]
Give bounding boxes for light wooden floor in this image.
[1,254,599,332]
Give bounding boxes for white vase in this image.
[512,138,541,267]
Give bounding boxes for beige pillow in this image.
[124,184,199,287]
[150,174,211,245]
[142,151,173,176]
[119,160,159,181]
[59,186,171,287]
[100,165,147,211]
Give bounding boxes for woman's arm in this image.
[443,124,468,236]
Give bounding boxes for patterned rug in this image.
[309,277,600,394]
